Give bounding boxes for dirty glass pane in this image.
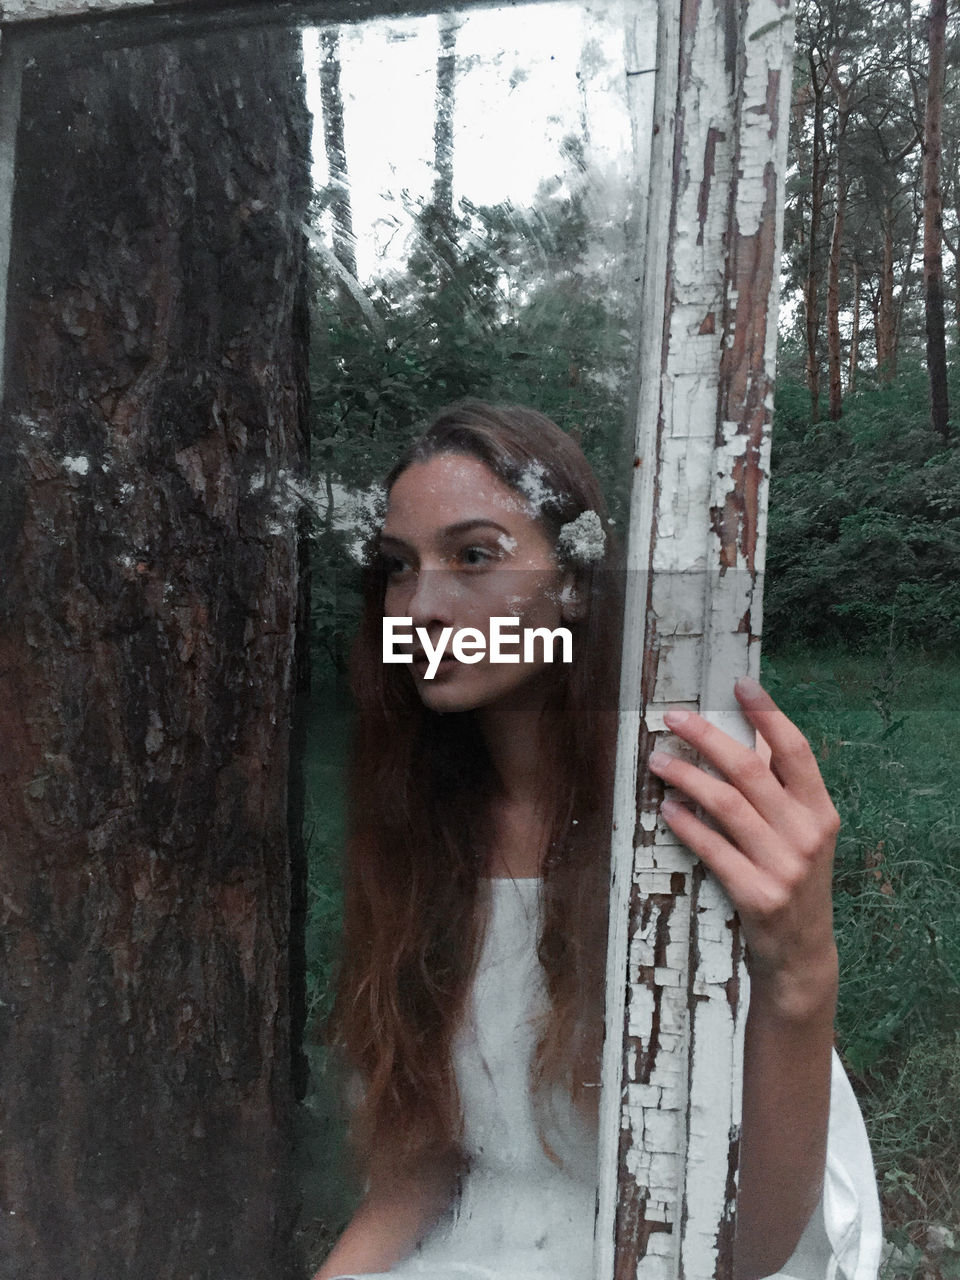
[299,5,655,1270]
[0,2,656,1274]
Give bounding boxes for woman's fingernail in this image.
[735,676,764,699]
[649,750,673,770]
[663,707,690,727]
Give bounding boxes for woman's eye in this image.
[458,545,497,569]
[382,555,413,580]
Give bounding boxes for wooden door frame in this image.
[597,2,795,1277]
[0,1,796,1275]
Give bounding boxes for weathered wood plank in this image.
[597,0,795,1276]
[0,0,152,16]
[0,0,538,29]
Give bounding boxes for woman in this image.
[313,402,881,1280]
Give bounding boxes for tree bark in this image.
[848,259,860,394]
[877,202,897,383]
[826,80,850,421]
[826,179,846,418]
[803,48,828,422]
[923,0,950,441]
[0,26,311,1280]
[896,207,922,369]
[433,11,459,229]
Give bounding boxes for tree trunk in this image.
[893,207,921,374]
[827,81,849,421]
[432,10,459,252]
[0,27,312,1280]
[803,50,827,422]
[849,259,860,394]
[923,0,950,441]
[877,202,897,383]
[826,177,845,420]
[946,226,960,336]
[319,28,358,284]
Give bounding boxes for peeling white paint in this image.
[734,10,796,240]
[0,0,160,19]
[514,459,556,514]
[597,0,794,1274]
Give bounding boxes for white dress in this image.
[334,876,882,1280]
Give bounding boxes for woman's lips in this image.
[412,654,458,677]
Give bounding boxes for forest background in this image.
[296,1,960,1276]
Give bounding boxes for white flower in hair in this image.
[557,509,606,564]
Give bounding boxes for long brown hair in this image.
[328,401,623,1171]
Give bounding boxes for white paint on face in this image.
[379,453,569,714]
[513,459,557,515]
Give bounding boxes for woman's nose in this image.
[406,567,458,628]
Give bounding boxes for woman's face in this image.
[379,452,575,714]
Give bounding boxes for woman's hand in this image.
[647,675,840,1279]
[647,674,840,1016]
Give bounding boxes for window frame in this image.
[0,1,796,1275]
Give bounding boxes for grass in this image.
[761,645,960,1276]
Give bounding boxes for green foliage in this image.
[306,186,635,671]
[304,832,344,1035]
[762,647,960,1255]
[765,363,960,652]
[301,680,352,1032]
[295,683,359,1266]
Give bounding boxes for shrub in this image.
[766,365,960,652]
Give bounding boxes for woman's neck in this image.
[477,672,552,801]
[485,800,550,878]
[478,678,554,878]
